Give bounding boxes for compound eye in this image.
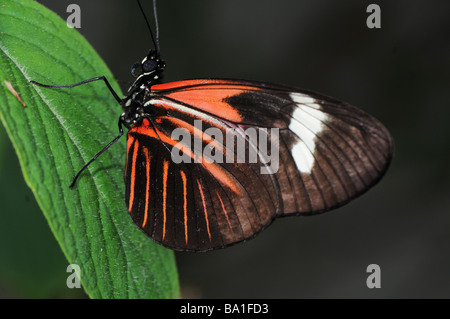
[142,59,158,73]
[131,62,143,77]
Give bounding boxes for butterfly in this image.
[31,1,393,251]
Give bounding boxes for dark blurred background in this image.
[1,0,449,298]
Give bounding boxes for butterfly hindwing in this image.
[125,116,282,251]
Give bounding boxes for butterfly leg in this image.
[69,118,125,188]
[30,76,121,103]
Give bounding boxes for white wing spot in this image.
[289,92,316,104]
[288,93,328,174]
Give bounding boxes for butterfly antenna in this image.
[153,0,161,55]
[137,0,161,56]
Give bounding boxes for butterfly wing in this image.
[125,116,281,251]
[125,79,393,251]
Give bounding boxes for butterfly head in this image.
[130,50,165,85]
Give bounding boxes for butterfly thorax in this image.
[120,50,165,128]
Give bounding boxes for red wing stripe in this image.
[128,139,139,212]
[161,89,244,123]
[151,79,258,93]
[159,116,230,160]
[180,170,188,245]
[130,118,241,195]
[197,180,211,242]
[142,146,152,228]
[162,159,169,240]
[216,191,233,231]
[151,79,236,90]
[125,135,135,178]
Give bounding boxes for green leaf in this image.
[0,0,179,298]
[0,123,86,298]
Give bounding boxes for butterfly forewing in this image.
[125,79,393,250]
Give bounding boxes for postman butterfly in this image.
[31,1,393,251]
